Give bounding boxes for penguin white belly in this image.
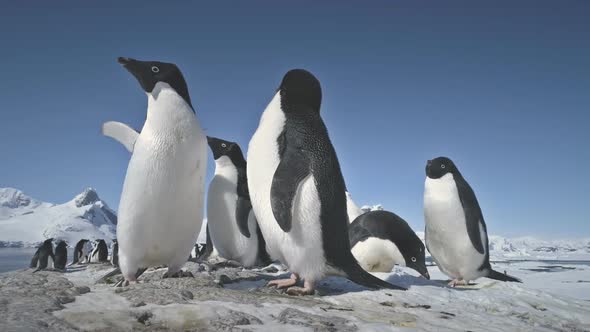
[117,91,206,275]
[248,94,327,282]
[424,175,486,281]
[351,238,404,273]
[207,166,258,267]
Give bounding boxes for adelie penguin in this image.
[110,239,119,267]
[53,240,68,271]
[69,239,90,266]
[89,239,109,263]
[206,136,271,267]
[30,238,54,272]
[349,210,429,279]
[102,57,207,285]
[424,157,521,286]
[247,69,404,295]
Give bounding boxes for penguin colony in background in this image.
[30,238,119,272]
[22,56,519,295]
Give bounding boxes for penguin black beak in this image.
[117,57,134,65]
[412,264,430,279]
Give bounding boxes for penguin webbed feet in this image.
[114,279,133,287]
[447,279,469,287]
[162,270,194,279]
[285,280,316,296]
[267,273,299,289]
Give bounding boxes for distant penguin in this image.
[349,210,429,278]
[191,224,217,262]
[69,239,89,266]
[31,238,54,271]
[207,136,271,267]
[90,239,109,263]
[110,239,119,267]
[53,241,68,271]
[346,191,364,223]
[247,69,404,295]
[102,57,207,285]
[424,157,521,286]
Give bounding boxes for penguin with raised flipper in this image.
[102,57,207,286]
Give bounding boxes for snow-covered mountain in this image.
[0,187,117,248]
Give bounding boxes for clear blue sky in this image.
[0,1,588,239]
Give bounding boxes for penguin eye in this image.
[221,143,227,148]
[411,257,417,262]
[151,66,160,73]
[441,164,446,169]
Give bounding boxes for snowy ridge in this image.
[0,187,117,248]
[0,187,53,219]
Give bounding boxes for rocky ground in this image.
[1,262,589,331]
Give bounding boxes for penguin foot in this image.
[114,279,136,287]
[448,279,468,287]
[163,270,194,278]
[286,280,316,296]
[268,273,299,289]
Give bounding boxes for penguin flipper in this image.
[101,121,139,153]
[455,176,486,254]
[270,149,310,232]
[30,249,40,268]
[235,197,252,238]
[343,259,407,290]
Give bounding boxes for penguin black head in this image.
[56,241,67,249]
[401,241,430,280]
[207,136,246,168]
[425,156,459,179]
[279,69,322,114]
[43,238,54,245]
[117,57,193,109]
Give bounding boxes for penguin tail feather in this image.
[487,269,522,283]
[343,262,406,291]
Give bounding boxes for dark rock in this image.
[180,290,194,300]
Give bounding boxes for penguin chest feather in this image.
[117,86,206,272]
[351,238,404,273]
[247,93,327,281]
[207,158,259,266]
[424,174,486,280]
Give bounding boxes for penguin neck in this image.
[214,156,239,181]
[258,92,285,129]
[145,82,194,131]
[424,173,457,199]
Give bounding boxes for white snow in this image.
[0,187,117,247]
